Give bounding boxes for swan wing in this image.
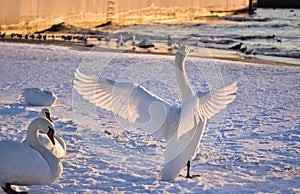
[177,82,237,139]
[22,135,66,159]
[74,69,172,135]
[196,81,238,120]
[54,135,67,155]
[38,134,66,158]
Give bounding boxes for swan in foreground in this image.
[0,118,63,193]
[74,45,237,180]
[23,108,67,158]
[22,88,57,106]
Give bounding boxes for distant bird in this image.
[62,35,73,41]
[74,46,237,180]
[66,35,73,41]
[30,34,35,39]
[97,36,102,41]
[22,88,57,106]
[10,33,16,39]
[104,36,110,43]
[49,35,55,40]
[16,33,22,39]
[0,32,5,38]
[173,41,182,50]
[132,35,136,46]
[43,34,47,41]
[81,36,88,42]
[266,34,276,39]
[239,45,247,53]
[116,34,125,47]
[167,35,173,47]
[36,33,42,40]
[275,36,282,43]
[25,34,29,39]
[229,43,243,50]
[0,118,63,193]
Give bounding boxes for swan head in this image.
[29,118,56,145]
[39,108,53,122]
[177,46,191,57]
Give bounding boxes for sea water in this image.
[113,8,299,62]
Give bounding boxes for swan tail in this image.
[160,121,206,181]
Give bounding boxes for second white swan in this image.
[22,88,57,106]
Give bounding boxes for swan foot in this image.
[189,174,201,178]
[183,160,201,179]
[2,183,28,194]
[179,174,201,179]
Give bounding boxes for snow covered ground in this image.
[0,42,299,193]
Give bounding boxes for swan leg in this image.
[186,160,192,178]
[2,183,27,194]
[185,161,202,179]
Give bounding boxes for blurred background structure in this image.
[258,0,300,8]
[0,0,257,32]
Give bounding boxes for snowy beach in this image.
[0,42,299,193]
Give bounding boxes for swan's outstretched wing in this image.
[74,69,173,135]
[177,82,237,138]
[160,82,238,180]
[196,81,237,120]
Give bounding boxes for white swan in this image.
[39,108,53,122]
[23,108,67,158]
[0,118,63,193]
[22,88,57,106]
[73,45,237,180]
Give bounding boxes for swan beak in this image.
[46,112,53,122]
[47,126,55,145]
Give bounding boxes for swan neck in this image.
[27,121,61,179]
[175,54,194,103]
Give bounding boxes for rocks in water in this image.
[136,39,155,48]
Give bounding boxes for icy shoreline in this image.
[1,38,299,68]
[0,42,299,193]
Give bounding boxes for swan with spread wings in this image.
[74,46,237,180]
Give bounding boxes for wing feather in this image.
[197,82,237,119]
[74,69,173,134]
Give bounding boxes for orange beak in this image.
[47,126,55,145]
